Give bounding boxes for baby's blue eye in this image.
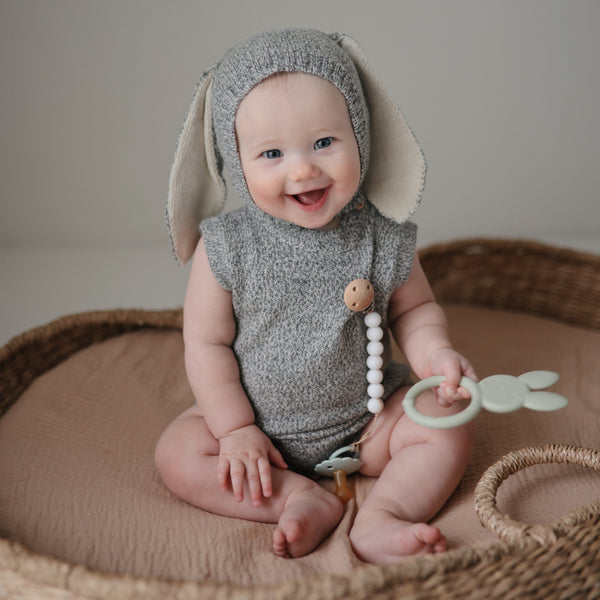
[262,149,282,159]
[314,137,333,150]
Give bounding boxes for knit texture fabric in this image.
[199,196,415,474]
[211,29,370,205]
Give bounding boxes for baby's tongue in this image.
[295,190,323,205]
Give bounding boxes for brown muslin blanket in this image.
[0,304,599,586]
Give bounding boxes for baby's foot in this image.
[350,510,446,563]
[273,486,343,558]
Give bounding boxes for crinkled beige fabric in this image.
[0,305,599,585]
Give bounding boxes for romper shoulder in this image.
[199,207,254,291]
[369,203,417,241]
[366,202,418,287]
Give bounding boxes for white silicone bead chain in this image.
[364,311,384,414]
[343,279,385,416]
[313,279,385,479]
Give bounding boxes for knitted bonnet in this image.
[167,29,426,264]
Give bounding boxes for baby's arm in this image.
[183,240,287,506]
[389,255,477,404]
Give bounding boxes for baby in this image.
[156,29,476,564]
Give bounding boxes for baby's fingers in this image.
[218,456,246,502]
[438,380,473,406]
[246,459,266,506]
[216,455,231,491]
[229,459,248,502]
[268,446,288,471]
[257,455,281,500]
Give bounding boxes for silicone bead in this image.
[368,383,384,399]
[366,326,383,342]
[367,369,383,384]
[367,355,383,370]
[366,341,384,356]
[367,397,384,414]
[364,312,381,327]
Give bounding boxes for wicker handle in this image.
[474,444,600,546]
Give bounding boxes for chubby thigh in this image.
[357,386,472,477]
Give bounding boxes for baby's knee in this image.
[154,428,184,490]
[154,415,215,498]
[433,421,475,463]
[155,433,203,502]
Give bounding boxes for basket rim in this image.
[420,237,600,262]
[419,237,600,331]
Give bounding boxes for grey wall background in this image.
[1,0,599,342]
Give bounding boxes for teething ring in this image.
[475,444,600,546]
[403,375,482,429]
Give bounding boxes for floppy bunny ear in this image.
[166,69,226,264]
[336,35,426,224]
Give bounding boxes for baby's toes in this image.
[272,526,290,558]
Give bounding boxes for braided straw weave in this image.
[1,239,599,599]
[475,444,600,547]
[419,238,600,330]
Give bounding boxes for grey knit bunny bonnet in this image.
[167,28,426,264]
[211,29,371,206]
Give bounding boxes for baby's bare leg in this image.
[350,388,474,563]
[155,406,343,557]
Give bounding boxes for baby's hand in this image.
[424,347,478,407]
[217,424,287,506]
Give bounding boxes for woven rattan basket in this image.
[1,238,599,599]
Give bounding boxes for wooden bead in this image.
[344,279,374,312]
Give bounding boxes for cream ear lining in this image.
[203,84,227,208]
[166,70,227,265]
[337,35,426,224]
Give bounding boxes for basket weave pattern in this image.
[420,238,600,330]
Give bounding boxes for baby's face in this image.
[235,72,361,230]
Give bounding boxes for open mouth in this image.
[287,186,330,211]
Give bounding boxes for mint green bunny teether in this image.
[403,371,568,429]
[403,376,483,429]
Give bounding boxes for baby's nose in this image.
[289,158,321,182]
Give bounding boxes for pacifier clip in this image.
[314,279,384,502]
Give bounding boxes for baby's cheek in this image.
[339,160,361,196]
[245,171,280,205]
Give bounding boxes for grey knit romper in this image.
[200,195,416,474]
